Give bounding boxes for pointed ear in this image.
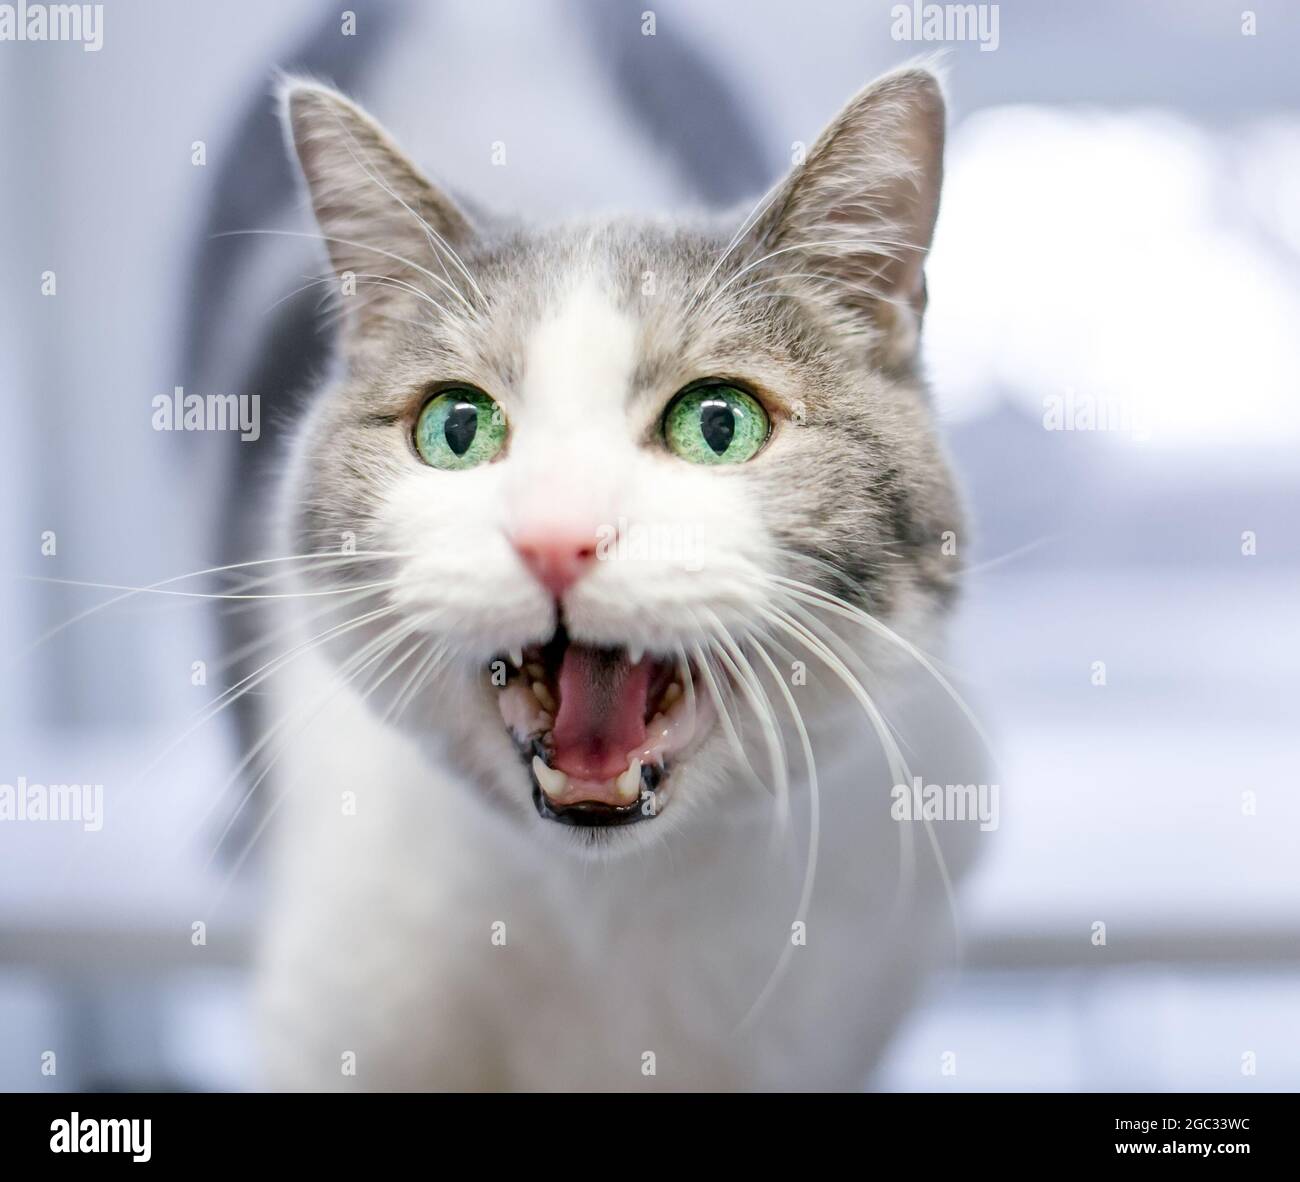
[280,79,474,337]
[747,67,945,368]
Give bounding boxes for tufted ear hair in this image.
[280,78,475,343]
[742,66,945,368]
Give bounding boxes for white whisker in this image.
[736,636,821,1033]
[687,638,772,800]
[761,604,927,927]
[201,616,420,865]
[703,616,790,831]
[19,574,398,602]
[10,550,409,667]
[206,615,423,907]
[129,602,398,791]
[771,574,997,770]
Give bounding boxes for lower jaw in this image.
[520,725,677,828]
[529,776,667,828]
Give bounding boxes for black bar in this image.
[1,1092,1293,1168]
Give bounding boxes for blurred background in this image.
[1,0,1297,1090]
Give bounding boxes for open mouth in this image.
[492,628,710,827]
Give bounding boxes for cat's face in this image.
[279,68,961,853]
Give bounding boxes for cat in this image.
[251,63,985,1091]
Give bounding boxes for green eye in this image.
[414,387,506,470]
[663,383,769,465]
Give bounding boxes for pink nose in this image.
[512,530,600,597]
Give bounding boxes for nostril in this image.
[511,529,601,597]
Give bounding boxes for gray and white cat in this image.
[253,64,984,1090]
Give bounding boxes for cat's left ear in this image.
[279,78,475,340]
[745,66,945,368]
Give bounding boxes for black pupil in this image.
[443,400,479,456]
[699,399,735,455]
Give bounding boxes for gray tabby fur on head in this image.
[275,65,963,841]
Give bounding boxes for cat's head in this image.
[277,66,962,853]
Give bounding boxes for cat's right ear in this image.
[279,78,475,338]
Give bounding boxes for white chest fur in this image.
[254,641,981,1091]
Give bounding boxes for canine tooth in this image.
[532,681,556,712]
[648,712,666,733]
[508,647,523,668]
[628,644,645,666]
[532,755,569,798]
[525,662,546,680]
[661,681,682,707]
[616,759,642,802]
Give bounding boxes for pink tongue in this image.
[551,645,649,781]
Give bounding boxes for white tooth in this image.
[508,647,523,668]
[532,681,556,713]
[648,712,666,733]
[532,755,569,799]
[628,645,645,666]
[661,681,682,707]
[616,758,642,802]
